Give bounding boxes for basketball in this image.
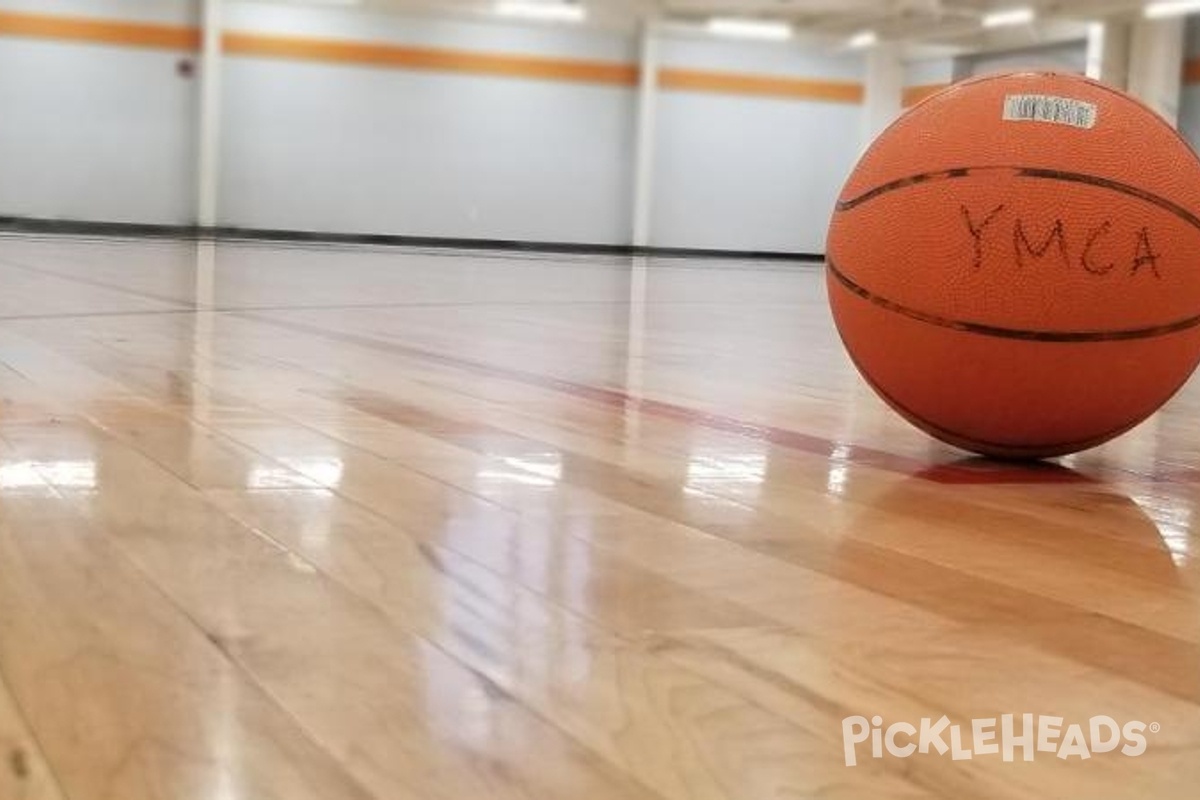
[827,71,1200,459]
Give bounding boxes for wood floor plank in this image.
[3,236,1200,799]
[0,672,65,800]
[0,488,377,800]
[0,427,688,800]
[44,419,940,800]
[18,316,1200,796]
[105,335,1199,703]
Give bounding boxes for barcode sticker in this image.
[1002,94,1098,129]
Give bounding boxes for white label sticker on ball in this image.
[1002,94,1097,129]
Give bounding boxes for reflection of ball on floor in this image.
[827,466,1197,698]
[827,72,1200,459]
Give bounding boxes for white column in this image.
[862,42,904,148]
[197,0,223,227]
[631,22,659,248]
[1128,16,1184,125]
[1086,19,1131,89]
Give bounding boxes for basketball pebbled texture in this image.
[827,72,1200,459]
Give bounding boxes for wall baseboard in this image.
[0,216,825,263]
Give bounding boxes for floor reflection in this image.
[0,459,97,490]
[827,463,1200,704]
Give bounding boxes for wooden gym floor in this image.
[0,233,1196,800]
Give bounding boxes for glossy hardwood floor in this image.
[0,233,1196,800]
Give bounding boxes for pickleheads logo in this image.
[842,715,1159,767]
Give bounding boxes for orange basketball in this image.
[827,72,1200,459]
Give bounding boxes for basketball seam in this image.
[860,361,1145,456]
[834,165,1200,233]
[827,259,1200,342]
[834,321,1163,458]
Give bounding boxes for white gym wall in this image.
[651,36,863,253]
[220,3,637,244]
[0,0,197,225]
[2,2,1200,252]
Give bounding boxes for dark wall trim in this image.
[0,216,825,262]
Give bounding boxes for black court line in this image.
[835,165,1200,234]
[0,216,823,263]
[827,259,1200,342]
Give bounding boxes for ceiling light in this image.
[495,1,586,23]
[848,30,878,49]
[1144,0,1200,18]
[982,6,1036,27]
[706,17,793,41]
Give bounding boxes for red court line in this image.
[239,312,1085,485]
[0,255,1140,486]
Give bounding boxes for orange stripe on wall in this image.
[0,8,913,104]
[660,67,864,104]
[0,10,636,84]
[0,10,198,50]
[222,32,639,86]
[902,82,949,107]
